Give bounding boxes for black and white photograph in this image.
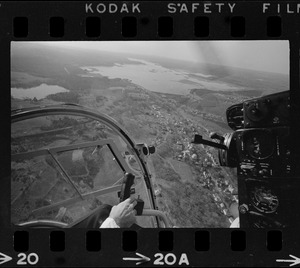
[11,41,290,229]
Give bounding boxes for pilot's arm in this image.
[100,198,137,228]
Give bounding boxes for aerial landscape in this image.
[11,42,289,227]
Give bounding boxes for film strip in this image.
[1,0,300,267]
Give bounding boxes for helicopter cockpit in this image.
[11,104,170,228]
[11,90,297,229]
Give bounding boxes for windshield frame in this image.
[11,103,159,227]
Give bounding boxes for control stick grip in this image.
[134,196,144,215]
[119,173,135,202]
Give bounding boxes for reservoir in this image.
[11,83,69,100]
[82,58,240,95]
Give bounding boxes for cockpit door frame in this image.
[11,104,161,227]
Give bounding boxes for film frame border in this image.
[1,0,300,267]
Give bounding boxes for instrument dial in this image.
[245,101,269,122]
[244,130,274,159]
[250,186,279,213]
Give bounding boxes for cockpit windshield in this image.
[11,109,156,227]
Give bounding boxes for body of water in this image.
[11,83,69,100]
[81,58,241,95]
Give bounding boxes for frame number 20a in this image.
[154,253,189,266]
[17,253,39,265]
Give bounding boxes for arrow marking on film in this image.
[123,252,150,265]
[0,252,12,265]
[276,255,300,267]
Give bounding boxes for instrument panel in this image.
[243,91,290,128]
[235,127,290,178]
[243,129,275,160]
[226,92,291,227]
[202,90,292,227]
[226,91,290,131]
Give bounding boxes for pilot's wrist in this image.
[100,217,120,228]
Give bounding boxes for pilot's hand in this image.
[109,198,137,228]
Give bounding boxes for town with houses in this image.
[111,85,241,226]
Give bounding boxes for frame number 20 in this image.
[17,253,39,265]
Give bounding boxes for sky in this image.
[18,41,289,74]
